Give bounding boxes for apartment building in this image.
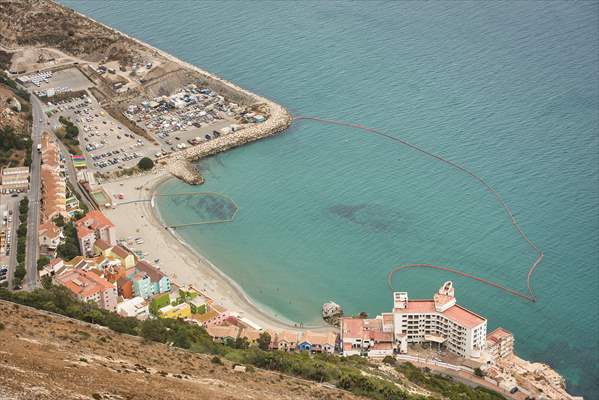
[340,315,395,357]
[393,281,487,359]
[39,133,67,221]
[55,269,118,311]
[0,166,29,193]
[486,327,515,360]
[340,281,488,359]
[75,210,116,256]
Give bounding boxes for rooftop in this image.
[94,239,112,251]
[302,331,337,346]
[76,210,115,231]
[111,245,130,258]
[395,299,485,329]
[206,325,239,339]
[487,327,513,343]
[55,269,114,298]
[135,260,164,283]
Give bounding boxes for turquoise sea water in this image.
[62,1,599,397]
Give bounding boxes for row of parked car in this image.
[93,151,142,169]
[0,265,8,283]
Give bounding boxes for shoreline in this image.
[57,1,293,185]
[49,2,312,331]
[102,170,332,333]
[45,1,319,332]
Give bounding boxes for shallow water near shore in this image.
[62,1,599,397]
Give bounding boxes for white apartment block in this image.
[340,281,488,360]
[393,281,487,359]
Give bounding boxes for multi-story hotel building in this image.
[340,281,487,359]
[393,281,487,358]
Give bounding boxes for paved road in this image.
[23,95,44,289]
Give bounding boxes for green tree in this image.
[232,337,249,350]
[382,355,396,366]
[140,319,168,343]
[53,214,65,227]
[41,275,53,290]
[56,222,81,260]
[37,256,51,271]
[173,329,191,349]
[19,197,28,216]
[137,157,154,171]
[257,331,271,351]
[149,293,170,316]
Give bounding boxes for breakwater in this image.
[166,102,292,184]
[58,1,293,185]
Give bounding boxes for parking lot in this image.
[47,92,158,173]
[0,193,21,287]
[28,68,257,174]
[126,85,249,157]
[23,67,93,94]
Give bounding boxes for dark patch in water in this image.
[170,194,236,222]
[328,203,402,232]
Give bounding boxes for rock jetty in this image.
[166,101,292,184]
[63,3,293,186]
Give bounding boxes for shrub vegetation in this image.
[137,157,154,171]
[0,286,506,400]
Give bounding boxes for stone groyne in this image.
[59,1,293,185]
[165,102,292,184]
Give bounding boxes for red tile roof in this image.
[207,325,239,339]
[442,305,485,329]
[277,330,299,343]
[56,269,114,298]
[135,261,165,283]
[487,327,513,343]
[76,224,94,239]
[76,210,115,231]
[111,245,130,258]
[94,239,112,251]
[39,221,61,239]
[302,331,337,346]
[394,300,485,329]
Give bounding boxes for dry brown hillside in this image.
[0,0,140,63]
[0,301,364,400]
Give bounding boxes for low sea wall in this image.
[61,2,293,184]
[166,101,292,184]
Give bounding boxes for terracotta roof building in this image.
[206,325,240,344]
[486,327,514,360]
[340,281,488,360]
[391,281,487,358]
[55,269,118,311]
[75,210,116,256]
[340,316,394,357]
[37,133,69,255]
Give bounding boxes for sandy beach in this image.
[101,171,332,333]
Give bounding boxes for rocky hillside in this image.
[0,300,364,400]
[0,0,141,63]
